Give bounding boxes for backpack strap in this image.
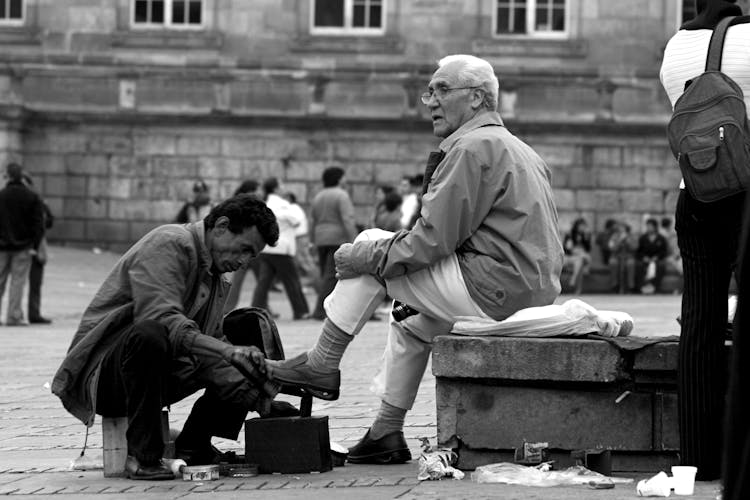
[706,16,736,72]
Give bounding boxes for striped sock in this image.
[307,319,353,371]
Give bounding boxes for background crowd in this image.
[0,159,687,327]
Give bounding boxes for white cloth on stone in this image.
[451,299,633,338]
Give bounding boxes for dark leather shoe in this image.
[347,430,412,464]
[269,352,340,401]
[29,317,52,324]
[125,455,173,480]
[176,444,242,466]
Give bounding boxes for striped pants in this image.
[675,189,745,480]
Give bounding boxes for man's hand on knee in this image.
[229,346,272,378]
[334,243,358,280]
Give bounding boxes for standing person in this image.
[22,173,54,324]
[309,167,358,321]
[562,217,592,294]
[52,194,293,480]
[251,177,309,320]
[175,180,213,224]
[271,54,562,463]
[224,180,261,314]
[0,163,45,326]
[285,192,317,290]
[635,218,669,294]
[660,0,750,480]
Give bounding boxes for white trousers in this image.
[323,229,490,410]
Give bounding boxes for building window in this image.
[132,0,203,29]
[0,0,24,25]
[311,0,385,35]
[494,0,567,37]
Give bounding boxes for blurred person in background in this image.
[309,167,358,320]
[562,217,592,294]
[175,180,213,224]
[0,163,45,326]
[22,173,54,324]
[607,221,637,294]
[635,218,669,294]
[251,177,309,320]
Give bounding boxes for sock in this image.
[307,319,353,372]
[369,401,407,440]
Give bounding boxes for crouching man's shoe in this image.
[125,455,173,480]
[269,352,340,401]
[347,430,412,464]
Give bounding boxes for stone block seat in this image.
[433,335,690,473]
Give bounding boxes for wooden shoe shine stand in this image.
[102,410,172,477]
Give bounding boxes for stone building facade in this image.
[0,0,738,252]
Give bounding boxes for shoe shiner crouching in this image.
[271,54,564,464]
[52,195,297,480]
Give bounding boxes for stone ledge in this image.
[432,336,626,383]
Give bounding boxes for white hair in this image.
[437,54,499,111]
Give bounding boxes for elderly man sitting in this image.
[272,54,563,464]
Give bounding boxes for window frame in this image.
[0,0,25,26]
[492,0,569,39]
[129,0,205,30]
[310,0,386,36]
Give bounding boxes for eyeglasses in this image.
[420,86,480,104]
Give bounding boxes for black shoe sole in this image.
[347,449,411,465]
[276,380,339,401]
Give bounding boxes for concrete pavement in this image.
[0,245,722,499]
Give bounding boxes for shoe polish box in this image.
[244,416,332,474]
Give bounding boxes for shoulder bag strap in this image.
[706,16,735,72]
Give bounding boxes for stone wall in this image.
[22,115,675,253]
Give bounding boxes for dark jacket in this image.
[51,221,235,426]
[0,180,45,251]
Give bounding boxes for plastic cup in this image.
[671,466,698,495]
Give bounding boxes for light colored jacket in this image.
[349,111,563,320]
[52,221,232,425]
[262,193,302,256]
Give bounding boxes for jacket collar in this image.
[438,111,505,152]
[189,220,214,275]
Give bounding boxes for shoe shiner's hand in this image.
[334,243,358,280]
[229,346,271,378]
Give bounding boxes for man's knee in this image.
[129,320,170,356]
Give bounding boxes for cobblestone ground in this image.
[0,246,722,499]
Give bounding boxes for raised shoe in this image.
[268,352,340,401]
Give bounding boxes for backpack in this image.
[667,16,750,203]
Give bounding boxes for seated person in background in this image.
[608,221,637,294]
[562,217,592,294]
[636,218,669,294]
[595,218,617,266]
